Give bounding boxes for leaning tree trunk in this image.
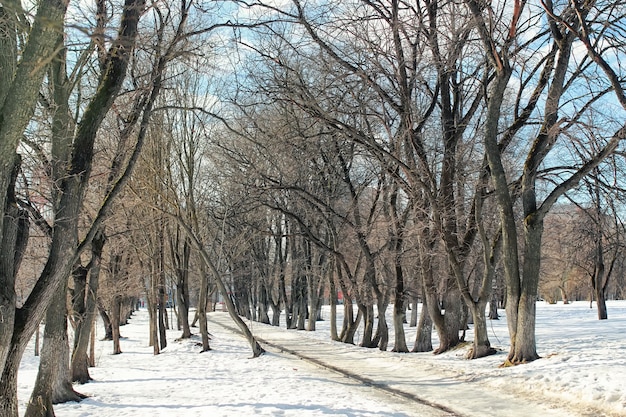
[97,301,113,340]
[26,282,85,417]
[0,0,68,376]
[0,155,29,377]
[183,225,265,357]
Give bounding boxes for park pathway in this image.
[208,312,589,417]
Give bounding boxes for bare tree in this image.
[464,0,626,364]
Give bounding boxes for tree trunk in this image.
[360,304,376,348]
[329,270,339,341]
[422,259,461,354]
[466,301,496,359]
[97,302,113,340]
[180,225,265,357]
[374,299,389,351]
[72,230,105,383]
[88,317,96,367]
[0,340,23,416]
[410,297,418,327]
[26,281,85,417]
[269,301,281,326]
[489,287,500,320]
[258,282,271,325]
[295,275,307,331]
[1,6,145,411]
[392,263,408,352]
[596,285,608,320]
[111,295,123,355]
[0,0,69,379]
[439,280,463,353]
[340,298,361,344]
[70,266,91,383]
[306,275,319,331]
[413,296,433,352]
[147,295,159,355]
[176,283,191,337]
[502,217,543,364]
[0,155,28,375]
[197,270,211,352]
[171,231,192,338]
[280,271,292,329]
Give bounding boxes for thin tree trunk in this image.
[88,316,96,367]
[328,268,339,341]
[410,297,418,327]
[72,231,105,383]
[197,266,211,352]
[111,295,122,355]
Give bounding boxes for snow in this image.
[17,300,626,416]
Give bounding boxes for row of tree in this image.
[205,0,626,364]
[3,1,626,416]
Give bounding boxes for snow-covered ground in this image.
[17,300,626,416]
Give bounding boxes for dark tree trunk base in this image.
[432,339,459,355]
[466,345,497,360]
[26,397,56,417]
[502,353,541,366]
[53,386,87,404]
[72,374,93,385]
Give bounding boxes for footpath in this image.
[207,312,590,417]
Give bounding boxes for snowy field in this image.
[17,300,626,416]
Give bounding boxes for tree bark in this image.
[0,11,68,367]
[171,230,192,337]
[0,154,28,376]
[98,301,113,341]
[328,268,339,341]
[111,295,123,355]
[413,295,433,352]
[26,282,85,417]
[72,231,105,383]
[197,268,211,352]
